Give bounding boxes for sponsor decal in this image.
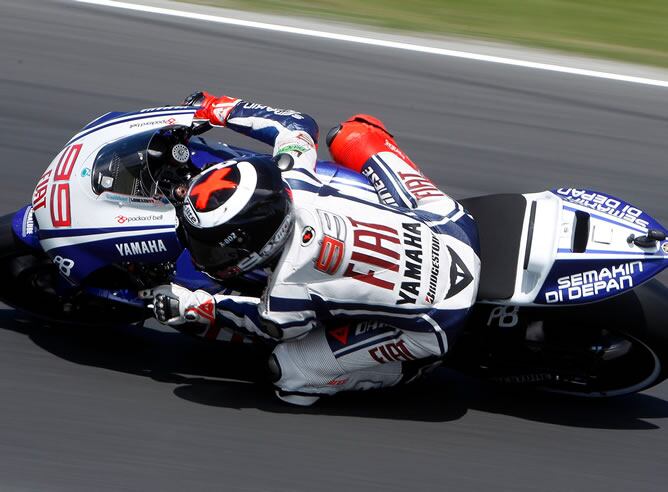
[220,231,238,247]
[209,97,240,123]
[444,245,474,300]
[32,169,51,211]
[81,168,91,177]
[301,226,315,246]
[384,138,411,162]
[115,239,168,257]
[316,236,345,274]
[315,210,347,275]
[555,189,649,228]
[52,255,75,277]
[344,217,400,290]
[544,261,642,303]
[354,321,384,337]
[22,207,35,236]
[327,326,350,345]
[662,242,668,254]
[103,193,161,205]
[397,222,423,305]
[369,340,416,363]
[33,143,82,229]
[182,202,199,225]
[235,210,295,272]
[362,166,398,206]
[276,143,309,156]
[424,235,441,304]
[51,144,82,227]
[487,306,520,328]
[128,117,177,129]
[241,103,304,119]
[397,171,444,201]
[115,214,164,224]
[327,378,348,386]
[185,299,215,326]
[140,106,190,113]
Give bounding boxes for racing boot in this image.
[326,114,419,172]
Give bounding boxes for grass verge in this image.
[181,0,668,69]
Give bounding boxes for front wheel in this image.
[0,212,147,327]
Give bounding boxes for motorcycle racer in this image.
[153,92,481,405]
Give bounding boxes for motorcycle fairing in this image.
[11,205,40,251]
[474,188,667,306]
[30,107,197,283]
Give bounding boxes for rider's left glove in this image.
[189,91,241,127]
[152,284,216,327]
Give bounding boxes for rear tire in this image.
[454,280,668,397]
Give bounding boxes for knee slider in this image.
[326,114,395,172]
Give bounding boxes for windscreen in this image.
[91,130,155,196]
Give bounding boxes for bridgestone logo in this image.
[115,239,168,256]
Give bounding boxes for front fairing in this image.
[31,107,197,283]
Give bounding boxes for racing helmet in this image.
[180,157,294,280]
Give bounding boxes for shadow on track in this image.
[1,309,667,429]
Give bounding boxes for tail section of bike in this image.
[462,188,668,306]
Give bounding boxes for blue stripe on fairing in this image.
[65,110,195,146]
[289,167,320,183]
[557,248,665,257]
[82,112,127,130]
[285,178,321,194]
[562,205,647,233]
[38,224,170,239]
[330,179,375,193]
[334,333,400,359]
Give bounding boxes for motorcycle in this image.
[1,105,667,398]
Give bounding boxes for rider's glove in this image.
[152,284,216,327]
[189,91,241,127]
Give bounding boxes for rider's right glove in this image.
[188,91,241,127]
[152,284,216,327]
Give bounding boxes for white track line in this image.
[76,0,668,89]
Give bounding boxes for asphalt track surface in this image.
[1,0,668,490]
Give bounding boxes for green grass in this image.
[182,0,668,68]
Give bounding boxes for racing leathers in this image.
[160,94,481,403]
